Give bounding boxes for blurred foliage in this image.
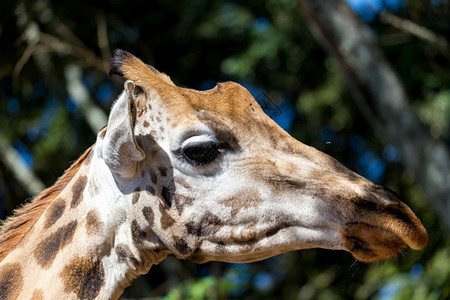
[164,276,232,300]
[0,0,449,299]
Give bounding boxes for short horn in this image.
[108,49,174,87]
[108,49,133,77]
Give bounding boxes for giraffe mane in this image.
[0,145,94,262]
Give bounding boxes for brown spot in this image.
[173,194,194,214]
[30,289,44,300]
[131,220,144,245]
[115,244,138,268]
[131,220,153,246]
[34,221,78,268]
[220,190,263,216]
[142,206,154,226]
[186,212,222,237]
[150,170,158,184]
[161,186,172,208]
[158,166,167,177]
[173,237,191,256]
[0,263,23,300]
[156,116,161,122]
[44,198,66,229]
[132,187,141,204]
[143,120,150,127]
[86,210,102,236]
[185,223,200,236]
[146,185,156,195]
[159,203,176,230]
[71,175,87,209]
[116,209,127,225]
[61,257,105,300]
[159,126,165,132]
[174,178,192,190]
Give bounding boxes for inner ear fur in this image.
[101,80,145,177]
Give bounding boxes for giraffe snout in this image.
[341,184,428,262]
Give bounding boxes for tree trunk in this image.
[297,0,450,233]
[0,133,45,198]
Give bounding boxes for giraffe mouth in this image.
[187,223,330,264]
[342,222,407,262]
[340,188,428,262]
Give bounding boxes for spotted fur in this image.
[132,187,141,205]
[30,289,44,300]
[115,244,138,268]
[70,176,88,209]
[34,221,78,268]
[44,198,66,229]
[85,210,103,236]
[0,263,23,300]
[61,257,105,300]
[0,147,92,262]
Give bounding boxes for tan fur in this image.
[0,146,93,262]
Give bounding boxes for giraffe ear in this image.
[101,80,145,177]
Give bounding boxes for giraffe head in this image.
[100,49,427,265]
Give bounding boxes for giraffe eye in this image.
[182,142,221,166]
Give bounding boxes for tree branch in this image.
[297,0,450,233]
[64,64,108,133]
[0,133,45,197]
[380,11,450,59]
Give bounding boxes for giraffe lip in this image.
[194,225,303,264]
[210,220,301,245]
[342,222,407,262]
[209,225,274,245]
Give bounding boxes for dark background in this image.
[0,0,448,299]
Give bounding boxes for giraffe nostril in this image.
[370,185,401,205]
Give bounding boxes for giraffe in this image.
[0,49,427,300]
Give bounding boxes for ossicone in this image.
[108,49,134,77]
[107,49,175,86]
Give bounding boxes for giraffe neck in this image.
[0,145,169,300]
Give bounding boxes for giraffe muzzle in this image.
[341,185,428,262]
